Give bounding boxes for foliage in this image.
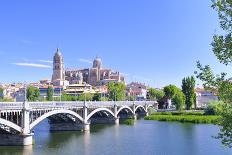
[218,81,232,103]
[27,86,40,101]
[145,115,220,124]
[211,0,232,66]
[195,61,226,91]
[216,104,232,148]
[121,119,135,125]
[108,82,126,101]
[147,88,164,101]
[182,76,196,110]
[172,89,185,111]
[0,87,3,99]
[61,93,78,101]
[204,101,224,115]
[195,0,232,147]
[163,85,178,99]
[47,86,53,101]
[151,111,204,116]
[78,93,93,101]
[0,98,14,102]
[92,93,101,101]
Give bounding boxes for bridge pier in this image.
[0,133,33,146]
[114,117,119,125]
[82,122,90,131]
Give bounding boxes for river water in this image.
[0,119,231,155]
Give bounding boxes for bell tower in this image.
[52,48,65,82]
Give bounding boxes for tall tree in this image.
[108,82,126,101]
[47,86,53,101]
[182,76,196,110]
[195,0,232,147]
[172,89,186,111]
[27,86,40,101]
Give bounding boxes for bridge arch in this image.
[30,109,84,130]
[86,108,115,121]
[135,105,147,113]
[0,118,22,133]
[116,106,134,116]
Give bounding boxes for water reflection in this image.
[0,120,232,155]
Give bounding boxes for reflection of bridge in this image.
[0,101,157,145]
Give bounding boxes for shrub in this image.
[204,101,224,115]
[144,115,220,124]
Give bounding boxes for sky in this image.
[0,0,231,88]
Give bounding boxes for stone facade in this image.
[66,57,125,86]
[52,48,65,85]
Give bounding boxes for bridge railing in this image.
[0,101,157,110]
[0,102,23,110]
[29,101,84,109]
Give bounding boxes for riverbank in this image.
[144,112,220,124]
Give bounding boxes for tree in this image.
[78,93,93,101]
[27,86,40,101]
[47,86,53,101]
[147,88,164,101]
[172,89,186,111]
[182,76,196,110]
[218,81,232,103]
[0,87,4,99]
[195,0,232,147]
[163,85,179,108]
[216,104,232,148]
[108,82,126,101]
[163,85,178,99]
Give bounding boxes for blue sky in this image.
[0,0,230,88]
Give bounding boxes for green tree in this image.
[108,82,126,101]
[218,81,232,103]
[172,89,186,111]
[216,104,232,148]
[0,87,4,99]
[47,86,53,101]
[163,85,178,99]
[195,0,232,147]
[27,86,40,101]
[78,93,93,101]
[147,88,164,101]
[182,76,196,110]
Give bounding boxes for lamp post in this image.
[84,83,87,102]
[59,86,62,102]
[24,82,27,102]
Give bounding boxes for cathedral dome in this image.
[93,57,102,68]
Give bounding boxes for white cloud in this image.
[78,58,92,64]
[21,40,33,44]
[39,60,53,63]
[12,63,52,68]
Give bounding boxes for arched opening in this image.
[87,108,115,124]
[30,110,84,131]
[0,118,22,134]
[117,106,134,119]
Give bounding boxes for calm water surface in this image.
[0,119,231,155]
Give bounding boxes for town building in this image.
[65,57,124,86]
[195,88,218,108]
[126,82,147,101]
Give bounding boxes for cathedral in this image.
[51,49,125,86]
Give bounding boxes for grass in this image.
[145,112,220,124]
[121,119,135,125]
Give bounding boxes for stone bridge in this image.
[0,101,157,145]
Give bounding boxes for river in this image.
[0,119,231,155]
